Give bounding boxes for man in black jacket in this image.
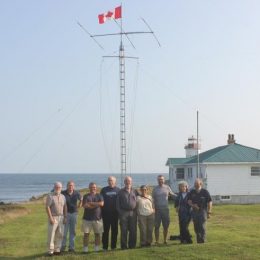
[187,178,212,243]
[101,176,120,250]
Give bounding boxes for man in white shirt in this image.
[46,182,67,256]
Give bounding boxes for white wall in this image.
[207,164,260,196]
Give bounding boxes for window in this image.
[188,168,193,178]
[176,168,184,180]
[220,195,231,200]
[251,167,260,176]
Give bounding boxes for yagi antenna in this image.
[90,19,161,48]
[76,20,104,50]
[79,7,160,186]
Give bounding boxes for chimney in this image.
[227,134,235,144]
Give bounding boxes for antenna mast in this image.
[197,110,199,178]
[119,17,126,184]
[78,5,160,186]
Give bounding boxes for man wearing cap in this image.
[187,178,212,243]
[61,181,82,253]
[46,182,67,256]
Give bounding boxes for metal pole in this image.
[197,110,199,178]
[119,17,126,187]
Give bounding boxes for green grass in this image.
[1,201,260,259]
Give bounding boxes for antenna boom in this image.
[91,31,153,38]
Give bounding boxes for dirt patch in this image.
[0,205,30,224]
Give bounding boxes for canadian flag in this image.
[98,6,122,24]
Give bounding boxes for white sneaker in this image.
[94,245,99,252]
[83,246,88,253]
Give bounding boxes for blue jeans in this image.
[61,212,78,250]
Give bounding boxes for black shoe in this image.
[68,249,75,253]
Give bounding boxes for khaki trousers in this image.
[138,213,154,246]
[47,216,64,253]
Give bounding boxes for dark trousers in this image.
[119,210,137,249]
[192,210,207,243]
[179,215,192,243]
[102,210,119,250]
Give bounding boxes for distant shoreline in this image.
[0,173,165,203]
[0,183,161,205]
[0,172,163,175]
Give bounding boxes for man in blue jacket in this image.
[174,181,192,244]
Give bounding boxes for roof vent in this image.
[227,134,235,144]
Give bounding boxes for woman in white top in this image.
[136,185,155,247]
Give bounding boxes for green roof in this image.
[166,143,260,165]
[166,158,190,166]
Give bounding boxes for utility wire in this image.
[128,60,139,174]
[18,85,96,173]
[139,64,227,132]
[99,58,117,173]
[0,108,62,164]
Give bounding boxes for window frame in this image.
[176,168,185,180]
[251,166,260,176]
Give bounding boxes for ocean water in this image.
[0,173,165,203]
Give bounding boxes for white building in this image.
[166,134,260,204]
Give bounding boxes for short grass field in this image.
[1,198,260,260]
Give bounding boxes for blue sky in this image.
[1,0,260,173]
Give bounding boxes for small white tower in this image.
[184,136,201,158]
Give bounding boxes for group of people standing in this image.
[45,175,212,256]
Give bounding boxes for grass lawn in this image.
[1,200,260,259]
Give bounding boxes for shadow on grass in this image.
[0,253,46,260]
[0,241,186,260]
